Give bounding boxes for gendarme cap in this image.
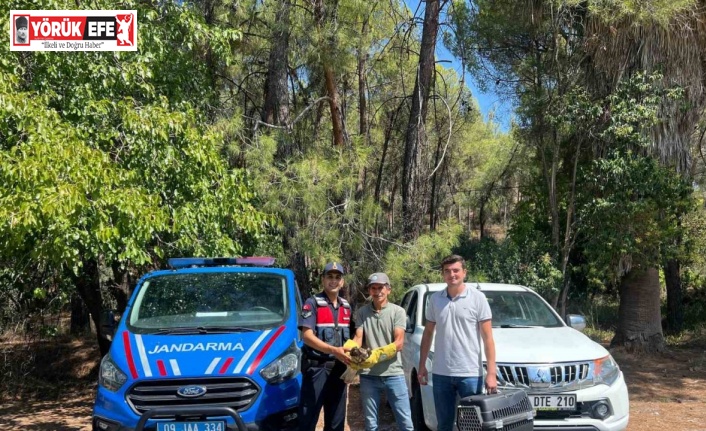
[366,272,390,287]
[323,262,345,275]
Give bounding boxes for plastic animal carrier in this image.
[456,390,535,431]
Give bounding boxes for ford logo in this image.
[176,385,208,398]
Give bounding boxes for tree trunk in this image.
[375,105,403,203]
[375,114,392,203]
[201,0,219,120]
[611,267,665,353]
[663,258,683,334]
[555,141,581,313]
[110,261,131,313]
[357,18,369,140]
[70,258,111,356]
[69,292,90,335]
[313,0,347,147]
[478,199,486,240]
[429,134,444,232]
[355,17,370,198]
[556,277,570,318]
[262,0,291,129]
[402,0,440,240]
[323,65,346,147]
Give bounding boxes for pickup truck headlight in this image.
[260,343,300,384]
[594,355,620,386]
[99,354,127,392]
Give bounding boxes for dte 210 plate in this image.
[529,394,577,410]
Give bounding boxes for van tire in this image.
[411,380,431,431]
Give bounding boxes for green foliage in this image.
[0,0,270,328]
[456,236,563,300]
[682,197,706,272]
[576,73,693,281]
[680,270,706,330]
[383,222,463,303]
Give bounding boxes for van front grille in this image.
[126,377,260,417]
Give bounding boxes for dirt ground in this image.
[0,338,704,431]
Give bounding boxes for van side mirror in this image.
[100,310,118,338]
[566,314,586,332]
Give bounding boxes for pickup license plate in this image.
[157,421,226,431]
[529,394,577,411]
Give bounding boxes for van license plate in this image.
[157,421,226,431]
[529,394,577,410]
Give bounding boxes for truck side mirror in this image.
[406,315,415,332]
[100,310,118,338]
[566,314,586,332]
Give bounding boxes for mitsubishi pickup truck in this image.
[400,282,629,431]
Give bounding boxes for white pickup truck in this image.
[399,282,629,431]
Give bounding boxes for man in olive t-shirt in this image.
[352,272,414,431]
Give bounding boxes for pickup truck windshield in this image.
[484,291,563,328]
[128,272,287,333]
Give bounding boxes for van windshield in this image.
[128,272,288,333]
[484,291,563,328]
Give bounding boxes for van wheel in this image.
[412,381,431,431]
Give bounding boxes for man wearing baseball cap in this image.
[347,272,413,431]
[298,262,354,431]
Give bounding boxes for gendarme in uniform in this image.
[298,262,354,431]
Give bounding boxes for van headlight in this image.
[594,355,620,386]
[99,354,127,392]
[260,343,300,384]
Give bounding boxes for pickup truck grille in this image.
[126,377,260,417]
[495,362,592,391]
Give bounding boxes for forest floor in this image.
[0,334,704,431]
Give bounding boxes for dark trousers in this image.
[298,359,347,431]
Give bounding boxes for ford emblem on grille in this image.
[177,385,208,398]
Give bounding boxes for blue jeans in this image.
[359,374,414,431]
[432,374,483,431]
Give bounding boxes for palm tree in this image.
[583,3,706,350]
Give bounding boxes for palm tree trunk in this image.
[611,267,665,353]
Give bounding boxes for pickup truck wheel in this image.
[411,382,431,431]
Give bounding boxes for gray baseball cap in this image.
[366,272,390,286]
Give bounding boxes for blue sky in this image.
[435,46,513,130]
[404,0,514,130]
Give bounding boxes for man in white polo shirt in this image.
[417,254,497,431]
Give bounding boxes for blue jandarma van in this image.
[92,257,302,431]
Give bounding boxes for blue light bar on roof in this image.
[168,257,276,269]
